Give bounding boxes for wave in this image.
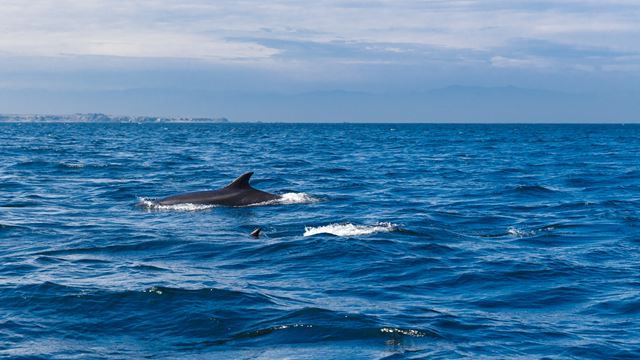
[507,227,536,237]
[507,184,561,196]
[0,201,39,208]
[481,225,554,238]
[473,286,591,309]
[35,239,178,256]
[5,282,278,306]
[503,223,569,238]
[380,327,434,338]
[304,222,398,237]
[227,324,436,344]
[0,223,26,232]
[137,198,217,212]
[10,160,51,169]
[262,192,319,205]
[58,161,85,169]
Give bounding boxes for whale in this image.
[155,172,280,207]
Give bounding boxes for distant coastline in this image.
[0,113,230,123]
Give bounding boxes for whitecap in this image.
[253,192,320,206]
[60,161,85,168]
[275,192,319,205]
[380,327,428,337]
[507,226,535,237]
[303,222,397,237]
[136,197,216,212]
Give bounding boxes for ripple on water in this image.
[1,123,639,358]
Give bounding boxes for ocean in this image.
[1,123,639,359]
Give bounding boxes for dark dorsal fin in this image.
[225,172,254,189]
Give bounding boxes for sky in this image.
[1,0,639,122]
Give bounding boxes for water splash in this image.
[136,198,217,211]
[270,192,319,205]
[304,222,398,237]
[137,192,318,211]
[507,227,536,237]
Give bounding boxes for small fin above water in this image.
[251,227,261,238]
[225,172,254,189]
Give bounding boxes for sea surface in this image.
[1,123,639,359]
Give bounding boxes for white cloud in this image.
[0,0,638,71]
[0,30,277,60]
[490,56,552,69]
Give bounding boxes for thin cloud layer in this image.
[1,0,638,69]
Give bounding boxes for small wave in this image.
[0,201,38,208]
[380,327,433,338]
[137,198,216,212]
[11,160,51,169]
[510,184,559,195]
[304,222,398,237]
[232,324,314,340]
[0,223,26,232]
[272,192,319,205]
[252,192,320,206]
[507,227,536,237]
[59,161,85,169]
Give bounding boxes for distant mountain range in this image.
[0,113,229,123]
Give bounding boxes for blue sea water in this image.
[1,123,639,359]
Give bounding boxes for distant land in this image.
[0,113,229,123]
[2,85,637,122]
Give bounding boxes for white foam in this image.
[275,192,319,205]
[253,192,320,206]
[507,227,535,237]
[137,198,216,212]
[380,327,427,337]
[303,222,397,237]
[61,161,85,168]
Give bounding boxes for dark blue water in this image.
[1,123,639,359]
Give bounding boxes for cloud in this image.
[488,38,638,72]
[1,0,639,62]
[0,0,639,101]
[490,56,551,69]
[0,31,278,60]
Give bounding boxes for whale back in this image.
[156,171,279,206]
